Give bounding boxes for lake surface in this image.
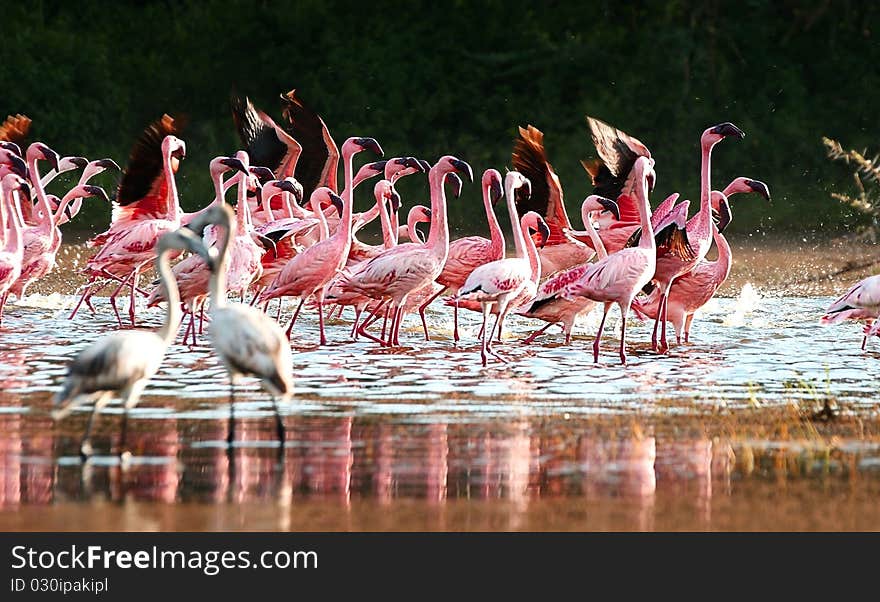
[2,276,880,531]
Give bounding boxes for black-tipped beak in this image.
[711,122,745,139]
[69,157,89,169]
[646,172,656,192]
[249,166,275,183]
[64,202,74,220]
[369,160,388,173]
[390,190,401,213]
[417,159,431,172]
[0,142,22,156]
[522,178,532,199]
[18,180,30,198]
[278,180,304,204]
[356,137,384,157]
[537,220,551,248]
[171,146,186,160]
[41,146,60,172]
[746,179,771,202]
[256,233,278,256]
[84,185,110,203]
[8,155,28,180]
[450,158,473,182]
[715,197,733,233]
[330,192,344,217]
[406,157,425,172]
[221,157,248,174]
[597,196,620,220]
[489,177,503,205]
[446,172,463,198]
[96,158,121,171]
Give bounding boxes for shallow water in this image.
[2,286,880,531]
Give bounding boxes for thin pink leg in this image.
[417,286,446,342]
[651,292,667,351]
[593,303,611,363]
[350,306,362,338]
[69,278,97,320]
[522,322,553,344]
[659,288,670,353]
[479,305,490,366]
[108,271,135,327]
[357,300,388,344]
[453,300,460,343]
[286,298,305,339]
[127,267,141,326]
[250,287,265,307]
[316,293,327,346]
[618,303,629,365]
[0,292,7,324]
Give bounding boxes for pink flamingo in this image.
[340,155,473,347]
[12,184,109,299]
[516,195,620,344]
[21,142,60,225]
[643,123,745,352]
[822,275,880,349]
[454,172,548,366]
[416,168,504,342]
[562,156,658,365]
[0,174,28,323]
[632,178,771,343]
[45,158,120,225]
[71,116,186,326]
[259,137,383,344]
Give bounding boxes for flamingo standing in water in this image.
[562,156,658,365]
[416,168,504,342]
[641,123,745,352]
[12,184,109,299]
[516,195,620,344]
[822,275,880,349]
[259,137,384,344]
[632,178,771,343]
[455,172,548,366]
[71,115,186,326]
[0,174,28,323]
[53,226,213,459]
[187,204,294,452]
[341,156,473,347]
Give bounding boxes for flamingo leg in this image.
[250,287,265,307]
[479,304,491,367]
[0,292,7,325]
[593,303,612,363]
[127,266,141,326]
[108,271,136,327]
[68,278,97,320]
[393,305,405,346]
[484,305,508,364]
[285,298,305,339]
[619,302,630,365]
[198,303,206,335]
[659,285,670,353]
[684,314,694,344]
[522,322,554,344]
[182,311,193,344]
[417,286,447,342]
[357,299,389,344]
[651,291,668,352]
[316,292,327,346]
[379,305,391,344]
[275,299,282,321]
[453,299,461,343]
[350,306,362,338]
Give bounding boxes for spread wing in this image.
[114,114,179,221]
[582,115,652,202]
[0,114,31,144]
[280,89,339,197]
[511,125,570,240]
[232,94,301,179]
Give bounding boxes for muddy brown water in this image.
[2,236,880,531]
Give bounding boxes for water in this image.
[2,280,880,531]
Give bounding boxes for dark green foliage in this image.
[2,0,877,236]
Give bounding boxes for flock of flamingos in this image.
[0,89,875,459]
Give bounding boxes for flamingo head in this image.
[354,161,387,188]
[159,226,214,267]
[522,211,550,248]
[80,158,120,183]
[445,172,463,198]
[710,191,733,233]
[702,122,745,147]
[277,177,304,205]
[408,205,432,243]
[162,136,186,173]
[59,156,88,173]
[0,151,28,180]
[342,137,384,158]
[210,156,246,179]
[0,141,22,157]
[482,169,503,205]
[723,177,770,202]
[329,191,344,217]
[505,170,530,204]
[386,156,424,183]
[27,143,60,172]
[248,165,275,186]
[1,173,30,199]
[583,195,620,220]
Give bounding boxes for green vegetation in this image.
[3,0,878,236]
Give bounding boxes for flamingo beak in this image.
[446,173,463,198]
[390,189,402,213]
[68,157,89,169]
[279,179,304,204]
[450,158,473,182]
[8,155,28,180]
[84,185,110,203]
[715,197,733,233]
[355,137,384,157]
[417,159,431,172]
[406,157,425,172]
[746,179,771,202]
[538,219,550,248]
[489,177,503,205]
[330,192,344,217]
[256,233,278,257]
[221,157,247,174]
[369,160,388,174]
[249,166,275,183]
[96,158,121,172]
[711,122,745,139]
[0,141,22,156]
[597,196,620,220]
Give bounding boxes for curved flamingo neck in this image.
[335,148,358,251]
[164,148,181,224]
[580,203,608,259]
[25,153,49,223]
[713,228,732,283]
[310,194,329,240]
[521,219,541,283]
[155,247,183,344]
[696,138,718,230]
[2,186,24,253]
[505,184,527,260]
[210,215,233,309]
[483,183,504,257]
[376,196,395,249]
[235,177,249,235]
[426,169,450,259]
[635,170,656,252]
[51,187,86,230]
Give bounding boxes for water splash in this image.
[723,283,762,328]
